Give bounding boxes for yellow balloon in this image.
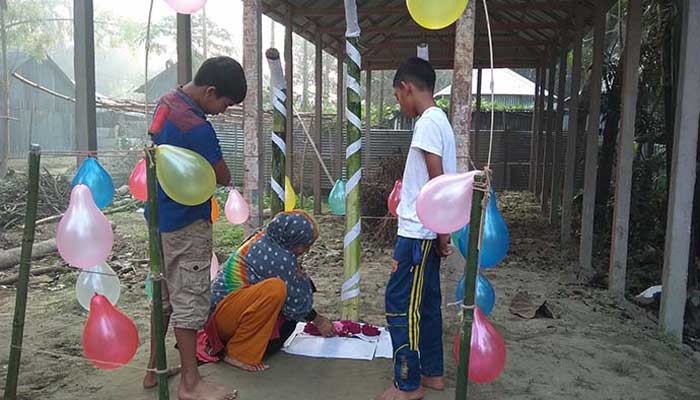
[406,0,469,30]
[285,177,297,211]
[155,144,217,206]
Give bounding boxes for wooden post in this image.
[451,0,476,173]
[74,0,97,154]
[535,64,547,201]
[550,46,568,225]
[314,32,322,215]
[455,183,485,399]
[579,4,605,275]
[3,145,40,400]
[529,66,542,192]
[285,8,294,185]
[474,68,482,167]
[335,43,344,179]
[242,0,262,232]
[365,69,372,170]
[659,0,700,342]
[266,49,286,216]
[609,0,642,298]
[145,145,170,400]
[541,62,556,213]
[342,1,362,320]
[176,14,192,84]
[0,3,10,178]
[561,20,584,243]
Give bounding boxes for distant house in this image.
[7,51,76,157]
[134,57,202,103]
[434,68,549,110]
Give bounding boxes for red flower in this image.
[361,324,380,337]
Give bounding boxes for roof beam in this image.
[318,20,562,35]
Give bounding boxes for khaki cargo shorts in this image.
[160,219,212,330]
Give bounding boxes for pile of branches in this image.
[361,154,405,248]
[0,169,71,231]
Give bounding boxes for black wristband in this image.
[304,309,318,322]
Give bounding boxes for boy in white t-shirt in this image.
[378,58,457,400]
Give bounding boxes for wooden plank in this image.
[314,31,322,214]
[242,0,262,232]
[177,14,193,84]
[540,62,556,213]
[294,2,575,16]
[285,7,294,185]
[451,1,476,173]
[609,0,642,298]
[659,0,700,342]
[561,20,584,244]
[528,66,542,192]
[335,42,344,180]
[579,4,605,275]
[534,63,547,200]
[550,46,568,224]
[73,0,97,153]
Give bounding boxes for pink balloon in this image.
[128,158,147,201]
[387,179,402,218]
[452,307,507,384]
[416,171,482,234]
[163,0,207,14]
[57,185,114,268]
[210,252,220,281]
[225,188,250,225]
[83,294,139,370]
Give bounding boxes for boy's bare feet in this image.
[143,366,182,389]
[223,356,270,372]
[376,386,425,400]
[421,376,445,391]
[178,379,238,400]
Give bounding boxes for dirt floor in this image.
[2,192,700,399]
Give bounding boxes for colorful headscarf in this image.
[211,211,319,320]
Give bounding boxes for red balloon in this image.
[387,179,402,218]
[83,294,139,370]
[452,307,506,384]
[128,158,147,201]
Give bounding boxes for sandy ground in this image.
[2,192,700,399]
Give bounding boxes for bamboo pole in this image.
[266,49,286,215]
[3,144,40,400]
[455,181,486,400]
[342,0,362,320]
[145,145,169,400]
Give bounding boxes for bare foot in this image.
[376,386,425,400]
[179,380,238,400]
[223,356,270,372]
[143,366,182,389]
[421,376,445,391]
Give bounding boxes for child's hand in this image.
[436,234,453,258]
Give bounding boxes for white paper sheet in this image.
[282,323,394,361]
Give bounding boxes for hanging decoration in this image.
[210,197,220,223]
[163,0,207,14]
[416,171,481,234]
[406,0,469,30]
[75,263,121,311]
[329,180,347,216]
[210,252,220,282]
[452,307,506,384]
[72,157,115,210]
[82,294,139,370]
[451,189,509,268]
[455,272,496,316]
[387,179,402,218]
[128,158,148,201]
[224,187,250,224]
[155,145,216,206]
[285,177,297,211]
[57,185,114,269]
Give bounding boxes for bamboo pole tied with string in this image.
[266,48,287,215]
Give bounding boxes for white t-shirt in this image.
[398,106,457,240]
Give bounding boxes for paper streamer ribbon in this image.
[343,221,361,249]
[271,177,284,203]
[346,139,362,159]
[345,168,362,195]
[271,132,286,155]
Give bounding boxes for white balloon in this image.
[76,263,121,311]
